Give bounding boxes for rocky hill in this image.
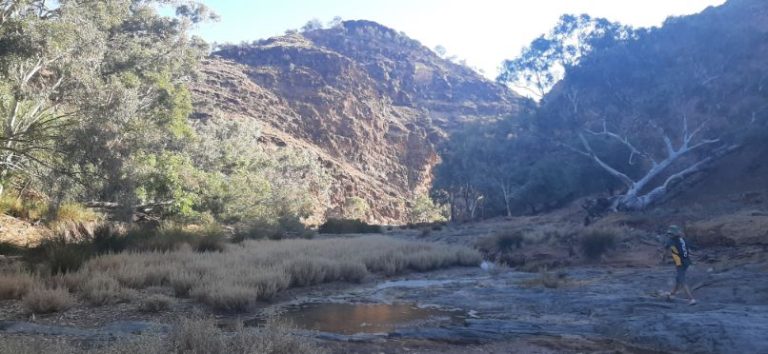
[191,21,524,223]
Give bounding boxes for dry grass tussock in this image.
[139,294,173,313]
[0,317,325,354]
[0,266,39,300]
[21,285,76,314]
[77,236,480,311]
[77,273,135,305]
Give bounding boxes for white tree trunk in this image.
[574,116,735,211]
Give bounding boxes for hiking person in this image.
[661,225,696,305]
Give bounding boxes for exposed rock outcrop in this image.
[192,21,524,223]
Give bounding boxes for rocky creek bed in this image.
[1,264,767,353]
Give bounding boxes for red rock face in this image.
[192,21,524,224]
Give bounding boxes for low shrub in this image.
[46,203,103,241]
[79,273,133,306]
[166,318,325,354]
[190,283,256,312]
[139,294,173,313]
[495,231,524,252]
[0,271,38,300]
[170,271,199,297]
[318,218,381,234]
[91,224,132,254]
[475,229,524,255]
[243,318,327,354]
[337,261,368,283]
[194,224,227,252]
[22,286,76,314]
[93,223,229,253]
[167,318,227,353]
[140,225,200,252]
[53,202,101,223]
[37,237,94,274]
[580,230,617,260]
[234,216,314,241]
[0,241,24,256]
[0,195,48,221]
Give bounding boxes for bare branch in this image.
[579,133,634,187]
[686,118,710,143]
[584,120,654,165]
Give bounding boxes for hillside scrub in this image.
[434,1,768,220]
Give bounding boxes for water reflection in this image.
[253,303,465,334]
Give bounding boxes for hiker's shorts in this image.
[675,263,689,286]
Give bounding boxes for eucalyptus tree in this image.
[497,14,636,101]
[0,0,213,209]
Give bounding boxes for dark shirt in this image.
[665,236,690,267]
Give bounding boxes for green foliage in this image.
[0,194,48,221]
[318,218,382,234]
[0,4,352,241]
[407,194,447,224]
[131,151,206,218]
[497,14,637,100]
[52,202,101,224]
[580,230,617,260]
[0,0,211,204]
[188,118,330,230]
[343,197,369,220]
[431,115,623,220]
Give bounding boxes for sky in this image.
[195,0,727,79]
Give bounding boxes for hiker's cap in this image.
[666,225,683,236]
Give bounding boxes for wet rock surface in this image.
[285,265,768,353]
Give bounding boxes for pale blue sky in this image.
[196,0,726,78]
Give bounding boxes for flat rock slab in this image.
[288,266,768,353]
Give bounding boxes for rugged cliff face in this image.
[191,20,523,223]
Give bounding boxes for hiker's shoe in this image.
[688,299,697,305]
[664,292,675,301]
